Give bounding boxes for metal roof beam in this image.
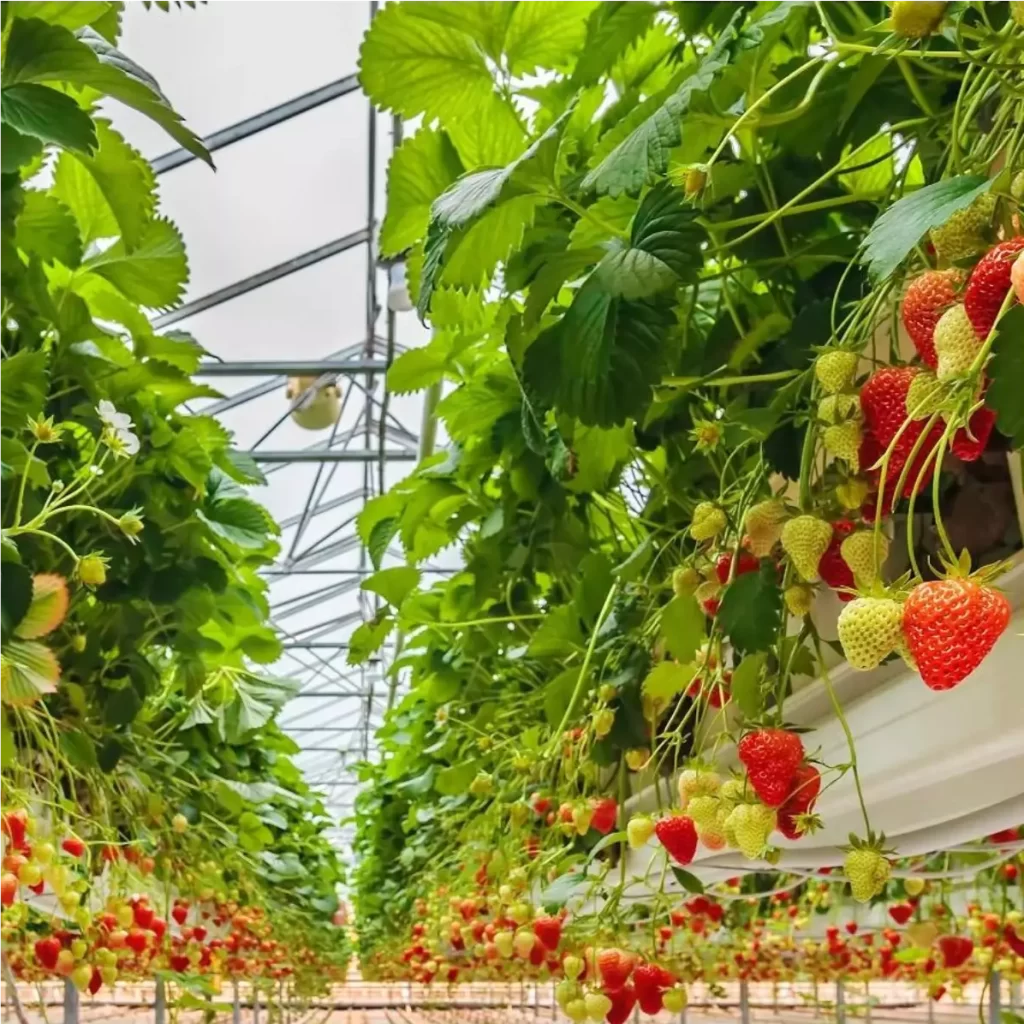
[152,74,361,174]
[252,449,417,464]
[152,229,370,329]
[196,360,388,376]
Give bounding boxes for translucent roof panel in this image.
[115,3,370,156]
[107,2,442,858]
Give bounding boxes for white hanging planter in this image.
[622,555,1024,884]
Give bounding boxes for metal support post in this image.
[927,990,934,1024]
[740,980,751,1024]
[155,977,166,1024]
[836,980,846,1024]
[253,986,260,1024]
[990,971,1001,1024]
[1011,979,1021,1009]
[864,981,871,1024]
[63,979,79,1024]
[233,981,241,1024]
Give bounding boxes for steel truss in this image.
[151,2,418,851]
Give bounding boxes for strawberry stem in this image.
[812,631,872,837]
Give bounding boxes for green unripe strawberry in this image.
[677,767,721,806]
[690,501,727,542]
[818,393,861,425]
[815,351,859,395]
[686,794,720,828]
[845,846,892,903]
[905,370,945,418]
[627,815,656,849]
[891,1,946,37]
[840,532,888,589]
[743,499,787,558]
[781,515,833,583]
[784,583,814,617]
[823,420,862,472]
[836,477,870,511]
[837,596,903,670]
[725,802,777,860]
[935,304,981,381]
[718,778,745,810]
[663,988,688,1013]
[930,193,995,263]
[672,566,701,596]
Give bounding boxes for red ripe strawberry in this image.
[633,962,675,1000]
[818,520,856,601]
[597,947,637,992]
[590,798,618,836]
[1,872,17,907]
[150,916,167,940]
[532,915,562,951]
[989,827,1021,844]
[134,902,155,929]
[126,928,148,954]
[889,903,914,925]
[777,763,821,840]
[171,905,188,926]
[938,934,973,968]
[737,728,804,807]
[34,936,61,970]
[61,835,86,858]
[715,550,760,585]
[654,814,698,865]
[637,987,665,1015]
[170,953,191,973]
[860,367,944,499]
[1005,923,1024,958]
[605,982,638,1024]
[531,794,551,816]
[964,238,1024,339]
[902,269,961,368]
[903,578,1011,690]
[862,366,919,449]
[88,967,103,995]
[2,809,29,850]
[950,405,995,462]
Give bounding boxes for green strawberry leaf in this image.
[730,652,767,719]
[717,563,782,654]
[860,175,992,281]
[986,306,1024,450]
[671,867,705,894]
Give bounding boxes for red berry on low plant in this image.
[818,520,856,601]
[950,405,996,462]
[902,578,1010,690]
[777,763,821,840]
[590,797,618,836]
[715,551,760,585]
[654,814,698,865]
[964,237,1024,339]
[737,728,804,807]
[532,915,562,951]
[596,947,637,992]
[903,269,961,368]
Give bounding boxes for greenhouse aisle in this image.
[2,1,1023,1023]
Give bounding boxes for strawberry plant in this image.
[1,2,349,1001]
[350,0,1024,1003]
